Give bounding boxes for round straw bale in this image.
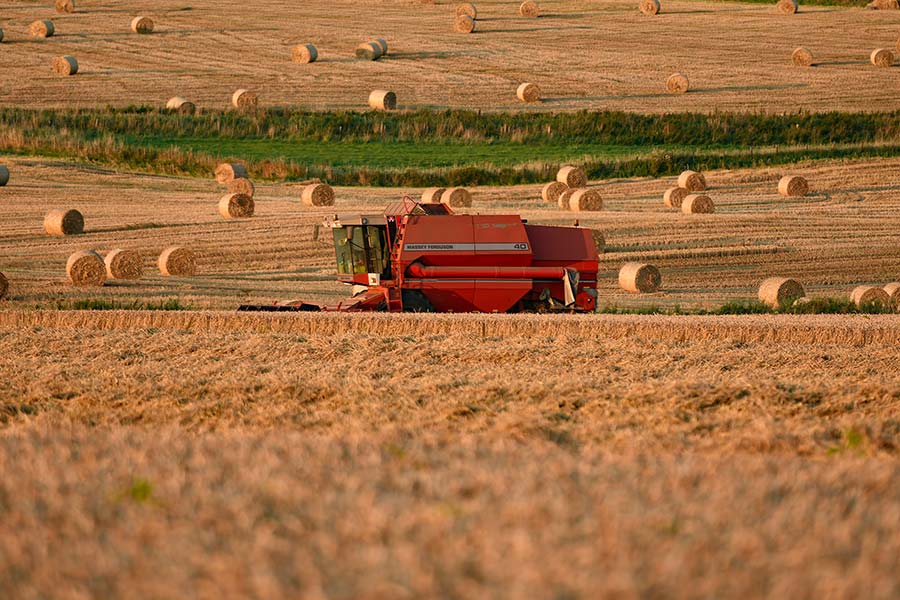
[0,271,7,299]
[130,16,154,34]
[677,170,706,191]
[166,96,196,115]
[776,0,798,13]
[292,43,318,64]
[67,250,106,286]
[792,47,813,67]
[52,56,78,76]
[227,177,255,197]
[215,163,248,184]
[373,38,388,55]
[456,3,477,18]
[44,209,84,236]
[665,73,689,94]
[663,187,690,209]
[368,90,397,110]
[219,193,255,219]
[55,0,74,14]
[758,277,804,308]
[0,165,8,186]
[569,188,603,212]
[441,187,472,208]
[883,282,900,308]
[619,263,661,293]
[640,0,661,14]
[778,175,809,197]
[851,285,891,309]
[557,188,576,210]
[591,230,605,253]
[232,89,258,109]
[104,249,144,280]
[519,1,540,17]
[421,187,447,203]
[557,165,587,188]
[356,42,382,60]
[870,48,894,68]
[159,246,196,277]
[29,20,55,38]
[516,82,542,103]
[302,183,335,207]
[541,181,567,203]
[681,194,714,214]
[866,0,899,8]
[454,15,476,33]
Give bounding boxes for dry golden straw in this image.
[557,188,575,210]
[104,249,144,280]
[368,90,397,110]
[356,42,382,61]
[227,178,255,197]
[557,166,587,188]
[158,247,196,277]
[619,263,661,293]
[441,187,472,208]
[66,250,106,286]
[421,187,447,203]
[851,285,891,308]
[215,163,248,184]
[166,97,196,115]
[130,16,154,34]
[663,187,690,209]
[292,44,318,64]
[302,183,335,207]
[640,0,661,15]
[0,165,8,187]
[55,0,74,14]
[758,277,804,308]
[568,189,603,212]
[678,170,707,191]
[870,49,894,68]
[591,230,605,253]
[52,56,78,76]
[519,1,540,17]
[883,282,900,308]
[232,89,258,109]
[454,15,476,33]
[777,0,798,14]
[219,193,255,219]
[778,175,809,197]
[0,271,8,299]
[456,3,477,18]
[44,209,84,236]
[541,181,567,203]
[29,20,55,38]
[666,73,689,94]
[516,83,542,103]
[792,47,813,67]
[682,194,715,214]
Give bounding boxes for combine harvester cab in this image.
[239,198,599,313]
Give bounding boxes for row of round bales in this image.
[453,2,541,34]
[213,163,337,219]
[759,277,900,310]
[64,247,196,286]
[642,0,898,15]
[541,166,603,212]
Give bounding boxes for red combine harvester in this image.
[239,198,599,313]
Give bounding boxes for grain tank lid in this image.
[383,200,454,217]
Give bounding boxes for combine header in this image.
[239,198,599,313]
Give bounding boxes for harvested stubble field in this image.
[1,0,899,113]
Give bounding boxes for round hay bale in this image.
[640,0,661,14]
[677,170,706,191]
[219,193,254,219]
[441,187,472,208]
[516,82,542,103]
[556,165,587,188]
[792,47,813,67]
[681,194,715,214]
[569,188,602,212]
[158,246,196,277]
[665,73,689,94]
[758,277,804,308]
[44,209,84,236]
[519,1,540,17]
[373,38,388,55]
[166,96,196,115]
[104,249,144,280]
[215,163,248,184]
[456,3,477,18]
[0,165,9,186]
[619,263,661,293]
[29,20,55,38]
[227,177,255,197]
[55,0,74,14]
[130,16,154,34]
[541,181,567,203]
[776,0,798,13]
[883,282,900,308]
[557,188,576,210]
[66,250,106,287]
[355,42,382,60]
[663,187,690,209]
[591,230,605,253]
[0,271,7,299]
[302,183,335,207]
[421,187,447,203]
[454,15,476,33]
[870,48,894,68]
[368,90,397,110]
[52,56,78,76]
[866,0,899,8]
[292,43,318,64]
[851,285,891,309]
[778,175,809,197]
[232,89,258,109]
